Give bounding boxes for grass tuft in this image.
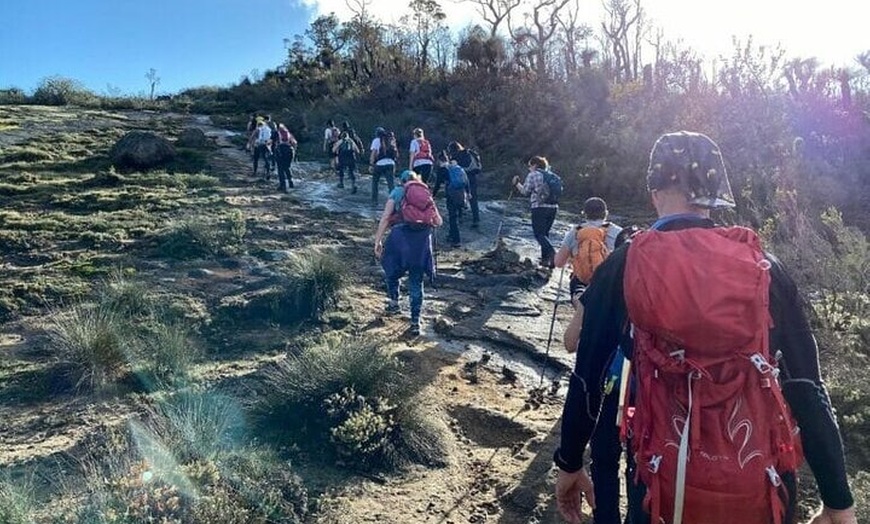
[280,248,349,322]
[49,302,136,391]
[255,334,447,471]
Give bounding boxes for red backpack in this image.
[623,227,801,524]
[412,138,434,162]
[393,180,437,228]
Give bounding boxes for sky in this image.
[0,0,867,96]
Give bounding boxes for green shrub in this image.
[49,302,136,390]
[31,76,97,106]
[0,480,33,524]
[157,213,246,260]
[255,334,447,471]
[141,322,201,388]
[98,269,154,318]
[280,249,349,321]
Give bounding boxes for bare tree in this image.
[600,0,642,83]
[404,0,447,73]
[461,0,522,38]
[508,0,572,79]
[145,68,160,101]
[346,0,372,20]
[555,0,592,78]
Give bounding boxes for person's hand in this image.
[806,506,857,524]
[555,468,596,524]
[374,241,384,259]
[512,175,520,186]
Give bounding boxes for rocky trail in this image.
[0,108,613,523]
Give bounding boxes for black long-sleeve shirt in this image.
[554,216,854,510]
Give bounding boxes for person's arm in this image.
[431,165,446,198]
[408,140,416,171]
[374,199,396,259]
[554,228,575,268]
[554,248,628,471]
[323,129,330,152]
[432,202,443,227]
[563,305,584,353]
[769,255,855,514]
[332,140,341,154]
[369,140,378,167]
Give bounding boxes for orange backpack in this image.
[571,224,610,284]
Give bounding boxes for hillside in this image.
[0,105,867,523]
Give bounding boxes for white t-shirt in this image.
[409,138,433,167]
[561,219,623,254]
[370,137,395,166]
[256,125,271,144]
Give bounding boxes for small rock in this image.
[434,315,454,334]
[175,127,210,148]
[501,366,518,383]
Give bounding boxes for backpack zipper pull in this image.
[749,353,780,378]
[765,466,782,487]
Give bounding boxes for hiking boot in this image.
[338,181,345,189]
[409,320,421,336]
[351,185,358,194]
[288,180,294,188]
[385,301,400,316]
[451,242,461,249]
[471,221,480,229]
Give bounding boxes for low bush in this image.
[0,479,33,524]
[280,249,349,321]
[157,212,246,260]
[140,322,202,388]
[49,302,136,391]
[255,334,447,471]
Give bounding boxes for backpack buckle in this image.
[648,454,662,474]
[749,353,780,378]
[765,466,782,487]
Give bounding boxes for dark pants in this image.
[253,143,270,175]
[590,390,627,524]
[337,160,356,187]
[531,206,557,264]
[371,164,395,205]
[446,192,463,245]
[386,266,425,323]
[275,144,294,189]
[467,170,480,224]
[413,163,433,185]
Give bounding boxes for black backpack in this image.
[378,131,398,161]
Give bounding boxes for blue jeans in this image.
[371,164,395,204]
[386,266,424,322]
[531,206,557,263]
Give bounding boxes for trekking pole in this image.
[539,265,566,386]
[493,187,515,249]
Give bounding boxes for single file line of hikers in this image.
[240,116,858,524]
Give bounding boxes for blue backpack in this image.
[447,165,467,190]
[541,170,562,204]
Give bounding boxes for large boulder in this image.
[175,127,210,149]
[110,131,176,170]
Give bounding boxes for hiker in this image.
[265,115,278,176]
[444,159,470,248]
[246,115,261,153]
[555,197,624,351]
[275,123,297,192]
[554,131,857,524]
[369,126,398,206]
[408,128,435,185]
[251,119,272,177]
[332,131,360,193]
[323,119,340,169]
[553,197,626,524]
[341,120,364,152]
[447,141,482,228]
[513,156,560,268]
[374,170,443,336]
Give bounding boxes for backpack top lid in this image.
[447,165,467,189]
[647,131,735,209]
